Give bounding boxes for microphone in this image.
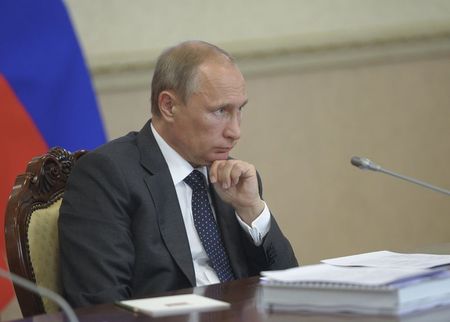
[0,267,79,322]
[350,156,450,196]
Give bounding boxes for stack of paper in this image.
[321,250,450,269]
[260,251,450,315]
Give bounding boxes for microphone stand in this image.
[0,268,79,322]
[351,156,450,197]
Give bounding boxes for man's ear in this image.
[158,91,177,121]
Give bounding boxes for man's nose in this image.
[224,115,241,140]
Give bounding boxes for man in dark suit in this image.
[59,40,298,308]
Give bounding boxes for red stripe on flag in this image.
[0,74,48,309]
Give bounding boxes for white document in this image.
[321,250,450,269]
[261,264,441,286]
[117,294,230,317]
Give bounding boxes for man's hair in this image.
[150,40,235,117]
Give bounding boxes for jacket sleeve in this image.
[240,172,298,274]
[58,151,134,307]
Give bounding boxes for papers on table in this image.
[261,264,448,287]
[321,250,450,269]
[260,250,450,316]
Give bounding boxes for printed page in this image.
[321,251,450,269]
[261,264,441,286]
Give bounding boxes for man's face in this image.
[171,62,248,167]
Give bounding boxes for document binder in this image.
[260,263,450,315]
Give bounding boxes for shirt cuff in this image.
[235,202,271,246]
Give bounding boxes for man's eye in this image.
[214,108,226,116]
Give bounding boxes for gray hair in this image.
[150,40,235,117]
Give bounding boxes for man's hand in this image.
[209,160,265,225]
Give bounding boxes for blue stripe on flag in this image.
[0,0,106,151]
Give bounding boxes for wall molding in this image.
[92,32,450,92]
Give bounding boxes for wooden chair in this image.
[4,147,86,317]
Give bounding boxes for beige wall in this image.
[3,1,450,320]
[66,0,450,71]
[97,54,450,265]
[239,56,450,263]
[67,0,450,265]
[67,1,450,265]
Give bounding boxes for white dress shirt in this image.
[150,124,271,285]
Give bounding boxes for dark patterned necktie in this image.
[184,170,235,282]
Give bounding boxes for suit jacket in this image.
[59,120,298,307]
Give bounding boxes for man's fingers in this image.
[230,163,245,187]
[217,161,235,189]
[208,160,220,183]
[209,160,253,189]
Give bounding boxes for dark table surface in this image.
[8,276,450,322]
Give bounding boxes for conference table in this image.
[9,276,450,322]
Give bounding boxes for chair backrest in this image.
[4,147,86,317]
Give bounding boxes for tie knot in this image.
[184,170,207,191]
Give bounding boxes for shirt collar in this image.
[151,122,208,185]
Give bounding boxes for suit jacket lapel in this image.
[137,121,195,286]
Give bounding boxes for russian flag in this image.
[0,0,106,309]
